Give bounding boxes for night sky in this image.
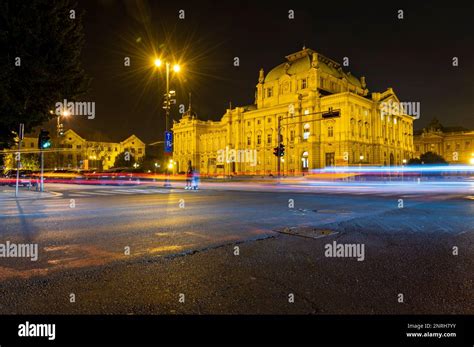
[67,0,473,144]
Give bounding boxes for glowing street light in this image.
[152,56,181,132]
[152,55,182,187]
[470,157,474,165]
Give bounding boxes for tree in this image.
[0,0,90,149]
[138,153,161,172]
[113,152,135,168]
[408,151,448,165]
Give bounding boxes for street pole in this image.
[277,115,281,178]
[15,123,24,197]
[164,62,171,187]
[40,150,44,192]
[166,63,170,132]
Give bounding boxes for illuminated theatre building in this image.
[172,48,415,175]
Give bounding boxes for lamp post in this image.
[154,59,180,133]
[51,109,70,137]
[154,58,180,187]
[402,159,407,182]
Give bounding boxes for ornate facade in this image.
[172,48,415,175]
[413,119,474,164]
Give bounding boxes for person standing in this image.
[185,160,192,189]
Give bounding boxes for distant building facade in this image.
[3,129,145,171]
[413,118,474,164]
[172,48,415,175]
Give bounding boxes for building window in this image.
[267,87,273,98]
[446,144,451,150]
[76,145,81,149]
[328,126,334,137]
[466,141,471,149]
[319,77,324,88]
[247,137,251,146]
[350,118,355,137]
[268,117,272,123]
[290,130,295,142]
[415,145,420,152]
[257,119,261,125]
[303,123,310,140]
[365,123,369,138]
[114,147,118,152]
[30,143,34,148]
[267,134,272,145]
[257,134,261,145]
[301,78,307,89]
[247,121,251,126]
[138,148,143,154]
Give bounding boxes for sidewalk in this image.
[0,186,60,200]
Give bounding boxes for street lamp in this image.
[153,56,181,187]
[152,57,181,133]
[51,109,70,137]
[402,159,407,181]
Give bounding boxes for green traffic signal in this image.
[38,129,51,149]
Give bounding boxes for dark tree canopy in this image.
[408,151,448,165]
[113,152,135,168]
[0,0,90,149]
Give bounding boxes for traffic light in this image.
[279,143,285,156]
[38,130,51,149]
[273,146,279,157]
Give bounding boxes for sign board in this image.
[164,131,173,154]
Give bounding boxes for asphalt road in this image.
[0,181,473,314]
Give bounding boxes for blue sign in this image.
[164,131,173,153]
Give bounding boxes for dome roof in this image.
[263,48,363,88]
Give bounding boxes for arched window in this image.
[301,151,309,169]
[303,123,310,140]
